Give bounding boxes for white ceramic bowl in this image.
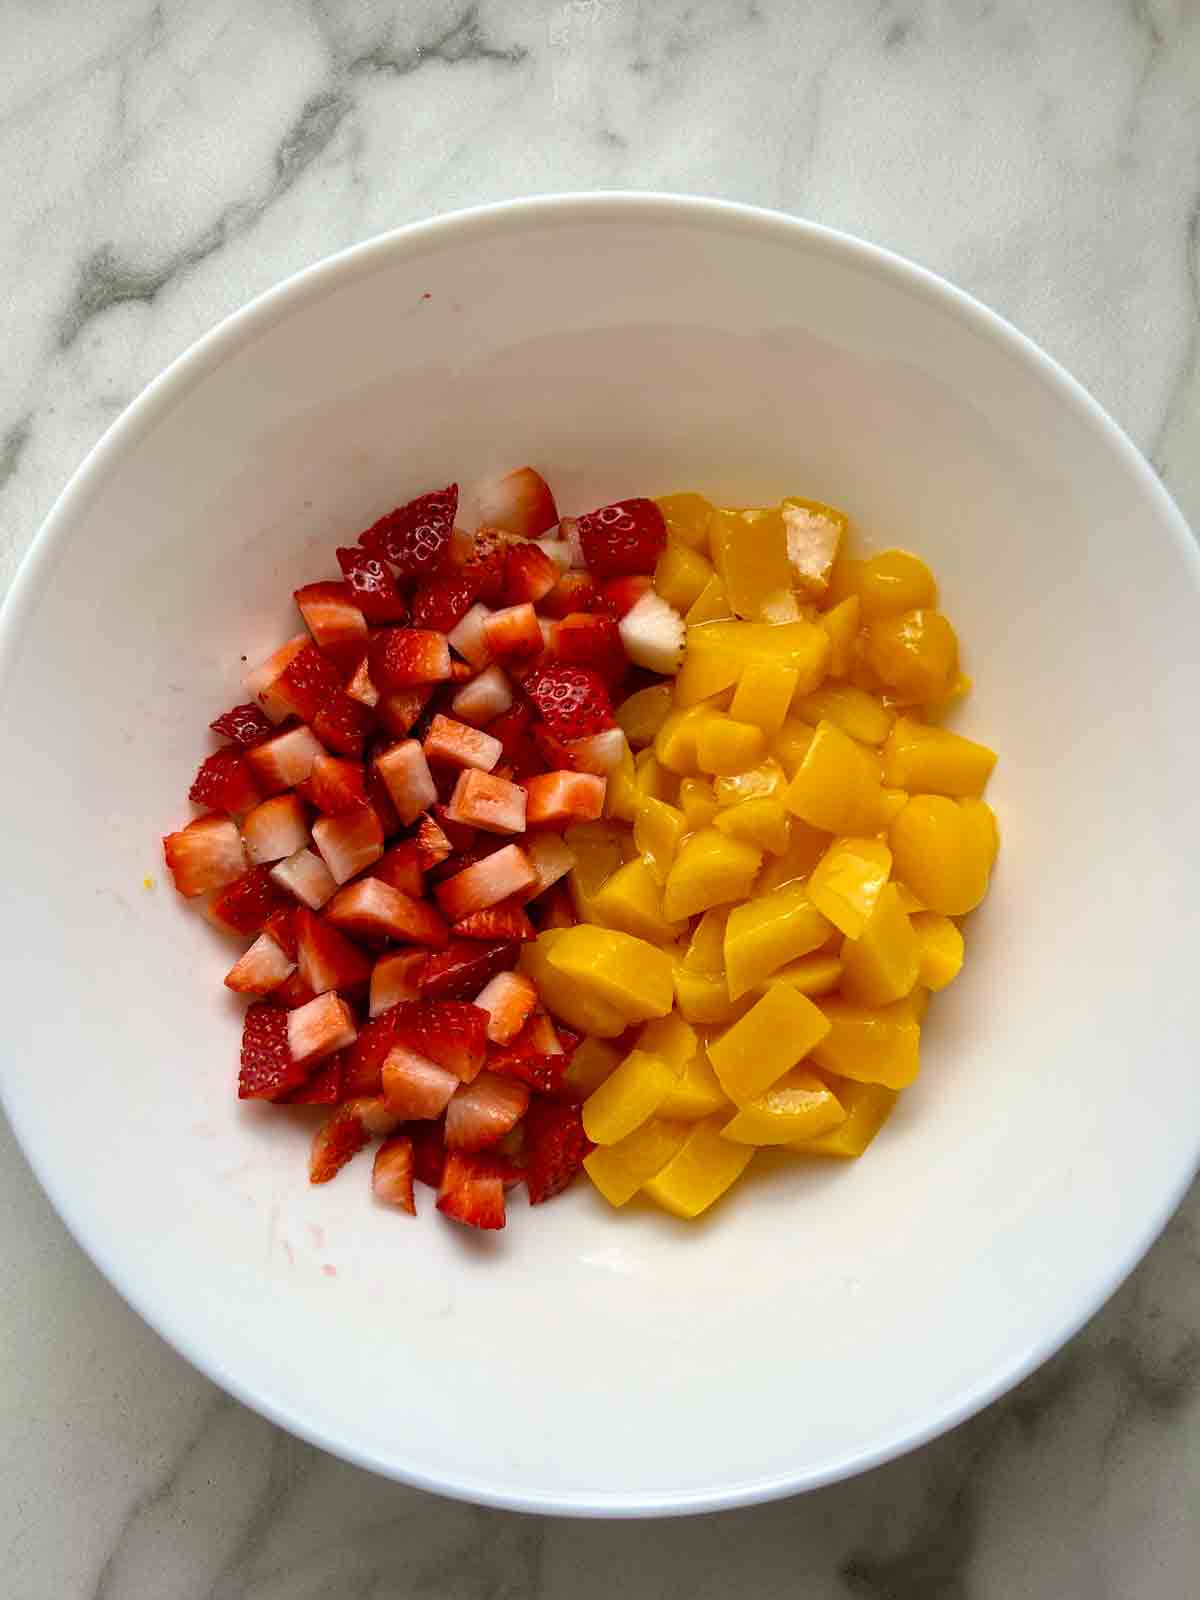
[2,195,1198,1517]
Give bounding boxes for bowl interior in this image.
[2,197,1198,1513]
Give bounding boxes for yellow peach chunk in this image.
[723,881,833,999]
[642,1116,755,1218]
[865,609,959,705]
[720,1065,845,1145]
[547,925,676,1024]
[795,683,894,746]
[707,983,831,1102]
[634,795,688,883]
[714,797,791,854]
[811,997,920,1088]
[765,952,844,997]
[708,506,794,621]
[656,492,714,552]
[673,966,742,1025]
[889,794,997,916]
[582,1049,680,1144]
[655,537,714,614]
[882,716,996,795]
[713,759,787,807]
[562,1036,622,1098]
[662,828,762,921]
[695,717,766,777]
[807,836,893,938]
[683,908,729,972]
[789,1072,898,1157]
[679,775,719,830]
[616,683,675,748]
[591,857,683,944]
[755,822,831,893]
[584,1117,691,1206]
[657,1047,733,1120]
[684,573,733,625]
[912,910,965,990]
[519,931,629,1038]
[730,662,800,735]
[839,883,920,1005]
[784,719,891,834]
[820,595,861,677]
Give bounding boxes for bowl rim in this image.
[2,191,1198,1518]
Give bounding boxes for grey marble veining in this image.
[1,2,1198,1596]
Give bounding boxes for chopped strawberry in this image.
[420,938,520,1000]
[312,692,374,757]
[309,1097,399,1183]
[372,1135,417,1213]
[577,497,666,578]
[244,724,325,794]
[207,865,290,936]
[411,572,481,633]
[374,838,423,897]
[454,901,534,942]
[281,1052,344,1104]
[532,882,577,929]
[461,527,511,605]
[365,760,402,837]
[188,747,261,816]
[446,601,494,670]
[341,1005,400,1098]
[472,970,538,1044]
[345,656,379,708]
[359,484,458,576]
[375,741,437,826]
[487,1015,569,1094]
[432,805,479,854]
[163,816,246,897]
[296,752,366,816]
[539,571,600,620]
[209,702,275,748]
[414,812,454,871]
[445,1071,529,1151]
[524,770,606,828]
[518,832,577,901]
[288,990,357,1066]
[501,542,559,606]
[449,657,474,683]
[450,664,513,727]
[336,546,408,624]
[381,1044,460,1119]
[523,1097,591,1203]
[263,906,297,959]
[239,1003,306,1100]
[563,726,629,775]
[294,581,368,672]
[294,906,372,995]
[244,635,310,721]
[272,969,318,1009]
[265,641,344,724]
[486,702,535,767]
[553,612,628,686]
[600,574,655,618]
[376,685,435,738]
[391,1000,490,1081]
[424,713,502,773]
[224,930,296,995]
[436,1150,507,1229]
[476,466,559,538]
[269,846,338,910]
[410,1119,447,1188]
[435,844,537,922]
[369,628,452,690]
[241,793,310,865]
[311,804,384,884]
[525,664,615,740]
[482,602,544,664]
[368,949,428,1019]
[326,877,449,947]
[443,770,527,836]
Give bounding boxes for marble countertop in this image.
[2,2,1198,1595]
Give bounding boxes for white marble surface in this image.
[1,1,1198,1594]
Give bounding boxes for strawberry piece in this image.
[272,969,318,1009]
[526,664,615,740]
[553,612,628,686]
[312,693,374,758]
[296,752,366,816]
[435,844,537,922]
[369,628,452,691]
[345,657,379,708]
[309,1097,399,1183]
[449,658,474,683]
[431,805,478,855]
[281,1052,344,1105]
[450,664,513,727]
[524,770,606,828]
[381,1045,460,1118]
[539,571,600,620]
[374,838,423,897]
[312,804,384,884]
[472,970,538,1045]
[244,724,324,794]
[600,575,654,618]
[481,603,544,664]
[268,641,344,724]
[244,635,309,720]
[523,1097,591,1203]
[420,938,520,1001]
[563,727,629,776]
[372,1135,417,1213]
[533,882,577,929]
[369,949,428,1019]
[423,713,502,774]
[294,581,368,672]
[288,990,357,1066]
[224,931,296,995]
[501,542,559,606]
[446,602,494,669]
[342,1005,400,1098]
[209,702,275,748]
[208,865,290,936]
[359,484,458,576]
[411,572,481,633]
[242,793,310,865]
[239,1003,306,1100]
[518,832,577,901]
[486,703,535,768]
[269,846,337,910]
[487,1015,569,1094]
[365,760,402,837]
[410,1119,447,1188]
[461,528,511,605]
[326,877,449,948]
[414,812,454,872]
[476,466,559,538]
[436,1151,507,1229]
[294,906,372,995]
[577,497,666,578]
[188,747,261,816]
[376,686,435,739]
[263,906,297,959]
[454,901,534,942]
[375,741,437,826]
[163,817,245,897]
[391,1000,490,1081]
[443,770,527,836]
[336,546,408,624]
[445,1071,529,1151]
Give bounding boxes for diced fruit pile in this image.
[163,468,676,1230]
[162,470,999,1233]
